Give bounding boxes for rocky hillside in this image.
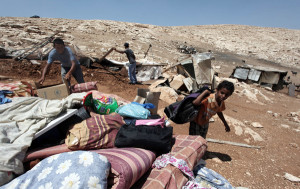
[1,17,300,69]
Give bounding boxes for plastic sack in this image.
[116,103,150,119]
[83,92,118,115]
[135,118,165,128]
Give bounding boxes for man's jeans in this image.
[61,64,85,86]
[128,62,137,83]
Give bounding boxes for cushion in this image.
[70,81,98,93]
[92,148,156,189]
[24,146,156,189]
[141,135,207,189]
[65,113,124,150]
[5,151,110,189]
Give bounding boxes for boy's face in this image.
[54,43,65,54]
[215,88,232,103]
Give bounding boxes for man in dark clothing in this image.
[113,43,138,84]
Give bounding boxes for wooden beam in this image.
[98,48,114,62]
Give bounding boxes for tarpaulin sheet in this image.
[260,71,280,84]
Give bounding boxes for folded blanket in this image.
[0,93,86,186]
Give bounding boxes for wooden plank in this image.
[98,48,114,62]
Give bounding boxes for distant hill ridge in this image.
[0,17,300,68]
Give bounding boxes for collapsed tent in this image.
[231,65,288,90]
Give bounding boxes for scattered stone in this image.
[264,87,273,91]
[244,120,251,125]
[212,157,222,163]
[280,124,290,128]
[30,60,41,65]
[273,113,279,117]
[244,128,264,141]
[246,172,251,176]
[289,143,298,148]
[267,110,273,114]
[251,122,264,128]
[284,173,300,182]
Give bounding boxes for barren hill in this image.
[1,17,300,188]
[1,17,300,69]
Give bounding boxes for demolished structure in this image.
[230,64,288,91]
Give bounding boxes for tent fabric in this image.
[259,71,280,84]
[0,93,86,186]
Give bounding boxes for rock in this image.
[212,157,222,163]
[289,143,299,148]
[244,127,264,141]
[251,122,264,128]
[273,113,279,117]
[244,120,251,125]
[267,110,273,114]
[284,173,300,182]
[280,124,290,128]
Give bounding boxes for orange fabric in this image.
[195,93,225,125]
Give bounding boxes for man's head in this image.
[124,42,129,48]
[53,38,65,54]
[215,80,235,103]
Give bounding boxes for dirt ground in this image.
[0,58,300,189]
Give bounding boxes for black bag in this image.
[114,124,173,154]
[164,86,213,124]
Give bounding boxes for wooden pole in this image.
[206,138,261,149]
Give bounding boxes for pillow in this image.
[71,81,98,93]
[3,151,110,189]
[65,113,125,150]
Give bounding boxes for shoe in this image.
[128,82,135,85]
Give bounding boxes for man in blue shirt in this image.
[113,42,138,84]
[38,38,85,86]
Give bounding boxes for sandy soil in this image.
[0,57,299,188]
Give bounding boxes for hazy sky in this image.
[1,0,299,29]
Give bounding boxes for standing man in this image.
[38,38,85,86]
[113,42,138,84]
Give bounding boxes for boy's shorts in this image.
[189,121,209,139]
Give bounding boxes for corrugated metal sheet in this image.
[233,68,249,80]
[248,69,261,81]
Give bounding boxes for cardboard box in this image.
[36,82,70,100]
[134,88,161,115]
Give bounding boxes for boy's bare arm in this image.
[192,90,211,106]
[217,112,230,132]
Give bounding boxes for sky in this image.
[1,0,300,29]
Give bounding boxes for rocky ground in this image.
[1,17,300,188]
